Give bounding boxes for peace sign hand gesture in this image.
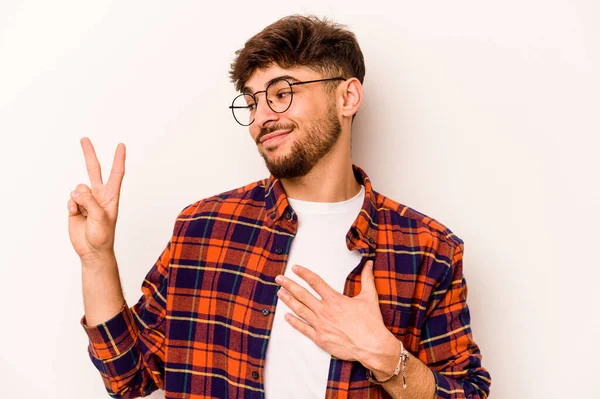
[67,137,126,262]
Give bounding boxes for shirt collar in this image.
[264,164,379,252]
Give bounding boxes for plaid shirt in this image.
[81,165,491,398]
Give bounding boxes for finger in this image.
[106,142,126,194]
[73,184,91,217]
[67,198,80,215]
[284,313,317,342]
[75,183,91,192]
[359,260,378,298]
[276,274,322,310]
[80,137,103,188]
[291,265,336,302]
[70,188,104,220]
[277,288,317,326]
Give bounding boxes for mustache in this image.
[256,123,296,144]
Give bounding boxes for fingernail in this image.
[71,191,79,198]
[275,275,283,284]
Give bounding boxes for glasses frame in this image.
[229,76,347,126]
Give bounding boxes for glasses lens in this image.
[266,79,292,113]
[231,94,255,126]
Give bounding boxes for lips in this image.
[260,130,291,144]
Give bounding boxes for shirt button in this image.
[275,248,283,254]
[269,213,276,219]
[252,371,259,379]
[368,237,375,244]
[261,308,270,316]
[285,212,292,220]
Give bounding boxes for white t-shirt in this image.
[264,185,365,398]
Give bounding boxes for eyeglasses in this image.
[229,76,347,126]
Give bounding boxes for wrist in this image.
[81,250,117,269]
[361,331,402,380]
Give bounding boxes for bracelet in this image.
[366,342,409,388]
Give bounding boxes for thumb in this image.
[359,260,377,297]
[70,188,104,220]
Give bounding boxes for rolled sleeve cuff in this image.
[432,370,467,399]
[431,369,490,399]
[80,303,139,361]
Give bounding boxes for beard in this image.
[257,101,342,179]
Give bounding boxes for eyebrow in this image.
[241,75,301,95]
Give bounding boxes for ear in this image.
[339,78,363,120]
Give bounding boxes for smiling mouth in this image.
[261,130,291,142]
[260,131,292,146]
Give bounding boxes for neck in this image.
[279,139,361,202]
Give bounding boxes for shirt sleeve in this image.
[418,241,492,398]
[80,240,172,398]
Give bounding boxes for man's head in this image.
[229,15,365,179]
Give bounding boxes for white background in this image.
[1,1,598,398]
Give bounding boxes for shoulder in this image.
[371,189,464,250]
[176,178,270,221]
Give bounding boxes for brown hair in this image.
[229,15,365,92]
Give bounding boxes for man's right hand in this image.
[68,137,126,264]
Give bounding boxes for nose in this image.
[253,93,280,129]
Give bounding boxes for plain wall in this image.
[0,1,598,398]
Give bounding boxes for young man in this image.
[69,15,491,399]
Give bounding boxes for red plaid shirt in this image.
[81,165,491,398]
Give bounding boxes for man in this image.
[68,15,491,399]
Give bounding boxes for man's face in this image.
[242,64,342,179]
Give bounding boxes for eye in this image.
[243,100,257,111]
[276,90,291,100]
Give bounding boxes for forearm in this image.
[80,248,168,398]
[362,334,435,399]
[81,252,126,326]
